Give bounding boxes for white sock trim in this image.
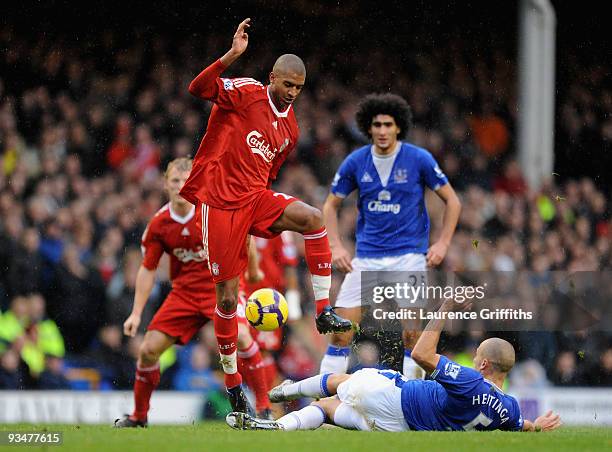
[220,350,238,374]
[137,362,160,372]
[215,306,236,319]
[237,341,259,359]
[311,274,331,301]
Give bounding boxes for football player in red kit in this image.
[180,18,353,412]
[114,158,271,427]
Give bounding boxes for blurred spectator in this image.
[38,355,71,389]
[106,247,160,330]
[550,351,584,386]
[7,228,44,296]
[469,101,510,159]
[47,244,106,353]
[0,349,24,389]
[509,359,551,389]
[586,347,612,386]
[89,325,135,390]
[173,343,221,393]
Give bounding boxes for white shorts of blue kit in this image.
[336,368,410,432]
[334,253,427,309]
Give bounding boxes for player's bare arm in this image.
[522,411,562,432]
[123,265,157,337]
[220,18,251,67]
[427,183,461,267]
[322,193,353,273]
[411,298,467,373]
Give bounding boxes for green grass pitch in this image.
[0,423,610,451]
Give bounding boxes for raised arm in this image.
[413,297,477,375]
[188,18,251,99]
[322,193,353,273]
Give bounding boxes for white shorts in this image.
[336,368,410,432]
[334,253,427,309]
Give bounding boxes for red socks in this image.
[131,363,161,422]
[238,341,270,411]
[303,227,332,315]
[214,305,242,389]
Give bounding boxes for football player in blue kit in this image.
[227,298,562,432]
[319,93,462,378]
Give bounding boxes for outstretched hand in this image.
[534,410,562,431]
[231,18,251,56]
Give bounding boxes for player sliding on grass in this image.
[180,18,353,413]
[114,159,272,427]
[227,298,562,432]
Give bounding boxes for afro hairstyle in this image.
[356,93,413,140]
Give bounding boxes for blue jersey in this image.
[399,356,524,431]
[331,143,448,258]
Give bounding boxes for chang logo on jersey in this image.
[246,130,290,163]
[367,190,401,214]
[173,247,206,263]
[368,201,401,214]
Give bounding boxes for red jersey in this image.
[180,60,300,209]
[245,232,298,295]
[141,203,214,297]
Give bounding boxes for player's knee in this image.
[216,282,238,312]
[218,293,237,312]
[139,341,161,365]
[305,207,324,231]
[310,398,337,419]
[325,374,349,394]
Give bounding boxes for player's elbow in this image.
[188,80,201,97]
[410,349,426,365]
[449,191,462,211]
[410,349,434,369]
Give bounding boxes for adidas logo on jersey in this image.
[181,227,190,236]
[272,120,278,129]
[361,172,373,183]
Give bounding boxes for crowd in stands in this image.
[0,13,610,393]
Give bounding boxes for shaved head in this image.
[477,338,516,373]
[268,54,306,111]
[272,54,306,77]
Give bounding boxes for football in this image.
[245,288,289,331]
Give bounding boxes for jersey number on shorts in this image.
[462,412,493,431]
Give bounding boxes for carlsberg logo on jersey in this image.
[247,130,289,163]
[173,247,206,263]
[368,190,401,214]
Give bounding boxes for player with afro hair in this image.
[356,93,413,140]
